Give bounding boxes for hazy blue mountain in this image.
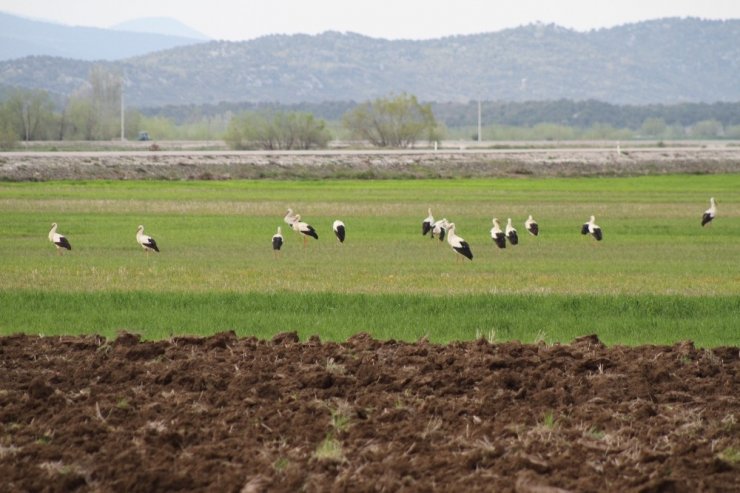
[112,17,210,40]
[0,11,207,61]
[0,17,738,105]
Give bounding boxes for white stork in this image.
[272,226,284,256]
[333,220,346,243]
[431,218,448,242]
[505,218,519,246]
[292,214,318,247]
[701,197,717,227]
[136,225,160,253]
[48,223,72,254]
[581,216,603,241]
[525,215,539,236]
[284,208,298,226]
[422,208,434,237]
[446,222,473,261]
[490,218,506,249]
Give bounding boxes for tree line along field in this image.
[0,175,738,346]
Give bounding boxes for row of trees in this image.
[0,67,124,147]
[147,99,740,130]
[224,94,439,150]
[3,68,740,150]
[0,67,129,146]
[432,100,740,129]
[451,120,740,142]
[1,79,439,150]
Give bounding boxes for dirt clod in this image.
[27,377,54,400]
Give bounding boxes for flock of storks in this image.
[414,209,596,261]
[270,197,718,262]
[47,198,718,260]
[271,208,346,255]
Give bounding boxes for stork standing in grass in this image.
[292,214,318,247]
[422,208,434,237]
[272,226,284,257]
[136,225,160,253]
[446,222,473,261]
[525,215,539,236]
[48,223,72,255]
[505,218,519,246]
[701,197,717,227]
[490,218,506,249]
[333,220,346,243]
[581,216,603,241]
[431,218,448,242]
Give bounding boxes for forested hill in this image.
[1,17,739,106]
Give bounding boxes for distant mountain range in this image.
[0,11,207,61]
[111,17,210,40]
[0,16,739,106]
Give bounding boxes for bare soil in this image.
[2,145,740,180]
[1,332,738,492]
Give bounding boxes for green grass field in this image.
[1,175,738,346]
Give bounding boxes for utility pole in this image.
[477,100,482,144]
[120,74,125,141]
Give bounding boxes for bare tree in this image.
[225,111,331,150]
[64,65,122,140]
[3,88,55,141]
[343,93,438,148]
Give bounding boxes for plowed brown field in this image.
[1,332,738,492]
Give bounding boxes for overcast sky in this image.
[2,0,739,40]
